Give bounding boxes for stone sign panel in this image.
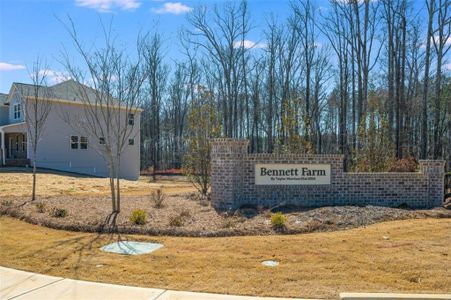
[255,164,331,185]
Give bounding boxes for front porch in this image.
[0,122,29,167]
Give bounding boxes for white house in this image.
[0,80,141,180]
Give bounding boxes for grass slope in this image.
[0,216,450,299]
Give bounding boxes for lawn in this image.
[0,168,196,197]
[0,216,450,299]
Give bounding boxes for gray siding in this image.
[29,101,140,180]
[0,105,8,126]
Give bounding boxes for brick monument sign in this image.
[210,138,445,210]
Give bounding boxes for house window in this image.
[13,104,22,119]
[99,137,106,145]
[70,136,79,149]
[128,138,134,146]
[128,113,135,125]
[80,137,88,149]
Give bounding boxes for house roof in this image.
[11,80,99,104]
[0,93,8,105]
[4,79,142,111]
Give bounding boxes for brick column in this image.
[419,160,445,207]
[210,138,249,210]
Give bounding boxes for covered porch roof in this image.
[0,122,26,133]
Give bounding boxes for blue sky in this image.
[0,0,434,94]
[0,0,302,93]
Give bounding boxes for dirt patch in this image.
[1,194,449,237]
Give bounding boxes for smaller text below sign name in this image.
[255,164,331,185]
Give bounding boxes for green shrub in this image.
[51,208,67,218]
[271,212,287,230]
[151,189,165,208]
[36,202,46,213]
[130,209,147,225]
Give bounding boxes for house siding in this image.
[26,101,140,180]
[0,105,8,126]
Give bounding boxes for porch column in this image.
[0,128,4,166]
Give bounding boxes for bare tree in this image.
[60,18,145,215]
[19,58,53,201]
[432,0,450,158]
[138,30,169,180]
[421,0,436,159]
[187,1,249,138]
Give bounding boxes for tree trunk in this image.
[32,159,36,201]
[421,0,435,159]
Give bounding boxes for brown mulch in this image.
[1,194,450,237]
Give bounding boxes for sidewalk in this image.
[2,267,450,300]
[0,267,312,300]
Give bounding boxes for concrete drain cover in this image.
[101,241,163,255]
[262,260,279,267]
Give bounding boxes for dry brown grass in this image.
[0,216,449,299]
[0,168,195,197]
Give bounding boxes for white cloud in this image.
[433,35,451,45]
[0,62,26,71]
[39,69,68,85]
[75,0,141,12]
[152,2,192,15]
[444,63,451,72]
[233,40,266,49]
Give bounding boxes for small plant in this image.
[1,200,13,207]
[35,202,46,213]
[180,209,191,218]
[271,212,287,230]
[66,187,77,193]
[169,215,184,227]
[51,208,67,218]
[199,199,210,207]
[151,189,166,208]
[221,218,235,229]
[130,209,147,225]
[388,157,418,172]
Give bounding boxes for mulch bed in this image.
[1,194,450,237]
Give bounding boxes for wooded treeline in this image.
[139,0,450,173]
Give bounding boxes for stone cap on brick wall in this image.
[211,138,249,155]
[418,160,445,165]
[247,153,344,158]
[419,160,445,174]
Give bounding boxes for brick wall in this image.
[211,138,445,210]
